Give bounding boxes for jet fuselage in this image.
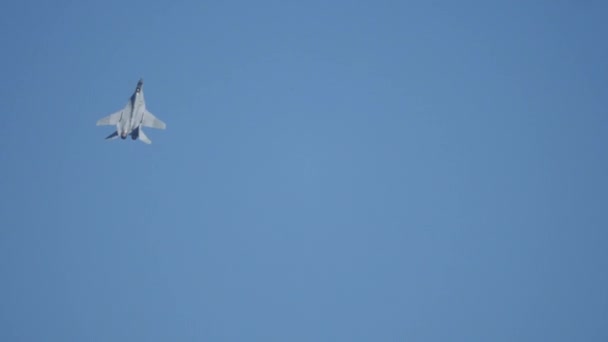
[119,80,146,139]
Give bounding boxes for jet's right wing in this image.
[142,110,166,129]
[96,109,124,126]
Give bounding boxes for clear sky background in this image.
[1,0,607,341]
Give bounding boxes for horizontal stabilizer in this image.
[105,131,119,140]
[138,128,152,144]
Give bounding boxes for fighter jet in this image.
[96,78,166,144]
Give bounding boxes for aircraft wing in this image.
[97,109,123,126]
[142,110,166,129]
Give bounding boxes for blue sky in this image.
[1,0,607,341]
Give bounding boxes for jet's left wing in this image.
[97,109,123,126]
[142,110,166,129]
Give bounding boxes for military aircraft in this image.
[96,78,166,144]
